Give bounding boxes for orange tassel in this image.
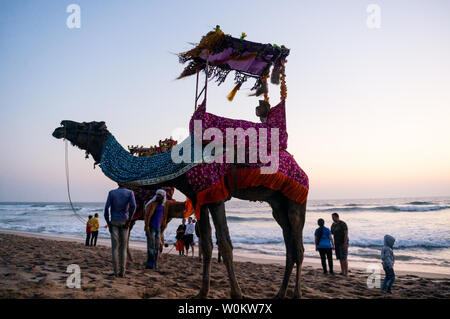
[227,82,242,101]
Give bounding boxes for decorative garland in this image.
[128,138,178,157]
[280,62,287,101]
[262,74,270,104]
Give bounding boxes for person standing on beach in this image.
[315,218,335,274]
[90,213,100,247]
[144,189,166,269]
[194,219,202,260]
[331,213,349,276]
[381,234,396,294]
[85,215,93,246]
[104,183,136,277]
[175,218,186,256]
[184,217,195,257]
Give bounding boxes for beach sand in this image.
[0,231,448,299]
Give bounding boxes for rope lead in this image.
[65,139,87,225]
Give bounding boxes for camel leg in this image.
[270,199,295,299]
[197,206,213,299]
[127,220,135,263]
[289,201,306,299]
[208,201,243,299]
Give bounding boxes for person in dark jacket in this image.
[381,234,396,294]
[176,218,186,256]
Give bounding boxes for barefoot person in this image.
[175,218,186,256]
[194,219,202,260]
[184,217,195,257]
[90,213,100,247]
[191,219,197,257]
[315,218,335,274]
[331,213,349,276]
[144,189,166,269]
[104,183,136,277]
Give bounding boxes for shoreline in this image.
[1,229,448,279]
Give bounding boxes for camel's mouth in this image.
[52,126,66,139]
[52,120,78,139]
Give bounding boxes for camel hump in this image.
[189,100,288,150]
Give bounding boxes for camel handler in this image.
[144,189,167,269]
[104,183,136,277]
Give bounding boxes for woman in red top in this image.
[85,215,93,246]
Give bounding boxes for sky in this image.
[0,0,449,202]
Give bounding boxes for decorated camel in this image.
[52,28,309,299]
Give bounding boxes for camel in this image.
[52,120,307,299]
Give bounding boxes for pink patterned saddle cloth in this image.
[186,100,309,194]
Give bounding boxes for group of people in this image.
[314,212,396,294]
[314,212,349,276]
[175,217,197,257]
[99,183,396,293]
[101,185,172,276]
[85,213,100,247]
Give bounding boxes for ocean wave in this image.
[406,201,435,205]
[308,205,450,213]
[229,237,449,249]
[0,203,104,214]
[303,239,450,249]
[227,216,273,222]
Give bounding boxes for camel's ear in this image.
[96,121,107,130]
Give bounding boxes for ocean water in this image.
[1,197,449,274]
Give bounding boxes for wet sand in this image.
[0,232,448,299]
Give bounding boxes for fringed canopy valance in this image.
[178,26,290,102]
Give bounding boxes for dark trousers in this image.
[90,231,98,246]
[85,232,91,246]
[146,226,161,269]
[382,266,395,293]
[184,234,193,252]
[318,248,333,273]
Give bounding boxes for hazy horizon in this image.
[1,0,449,202]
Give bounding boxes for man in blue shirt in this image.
[144,189,166,269]
[104,183,136,277]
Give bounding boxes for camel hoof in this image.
[190,292,208,299]
[230,293,244,299]
[274,291,286,299]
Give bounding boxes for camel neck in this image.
[99,135,197,187]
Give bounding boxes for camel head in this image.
[52,120,111,163]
